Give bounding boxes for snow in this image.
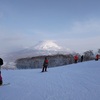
[34,40,62,50]
[0,60,100,100]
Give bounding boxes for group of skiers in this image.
[0,54,100,85]
[74,54,100,63]
[41,55,84,72]
[0,57,49,85]
[74,55,84,63]
[0,55,82,76]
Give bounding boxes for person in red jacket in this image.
[0,71,3,85]
[95,54,99,61]
[74,55,78,63]
[42,57,49,72]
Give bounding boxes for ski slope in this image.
[0,60,100,100]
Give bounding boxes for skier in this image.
[74,55,78,63]
[42,57,48,72]
[0,58,3,70]
[81,55,83,62]
[0,71,2,85]
[95,54,99,61]
[0,58,3,85]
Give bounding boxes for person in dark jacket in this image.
[0,58,3,85]
[81,55,83,62]
[0,71,3,85]
[42,57,48,72]
[0,58,3,70]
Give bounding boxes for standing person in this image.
[42,57,48,72]
[0,58,3,71]
[74,55,78,63]
[81,55,83,62]
[0,58,3,85]
[0,71,3,85]
[95,54,99,61]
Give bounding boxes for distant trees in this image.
[16,54,75,69]
[83,50,94,61]
[98,49,100,54]
[15,49,98,69]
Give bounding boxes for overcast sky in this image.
[0,0,100,55]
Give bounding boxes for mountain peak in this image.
[34,40,62,51]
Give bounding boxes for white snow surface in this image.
[0,60,100,100]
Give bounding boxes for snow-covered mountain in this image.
[4,40,71,59]
[33,40,62,51]
[2,40,72,68]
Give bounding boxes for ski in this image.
[0,83,10,86]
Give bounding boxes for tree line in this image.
[15,49,100,69]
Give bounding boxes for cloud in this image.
[28,29,57,40]
[0,31,37,54]
[0,19,100,55]
[64,19,100,38]
[57,36,100,53]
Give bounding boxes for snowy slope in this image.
[0,60,100,100]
